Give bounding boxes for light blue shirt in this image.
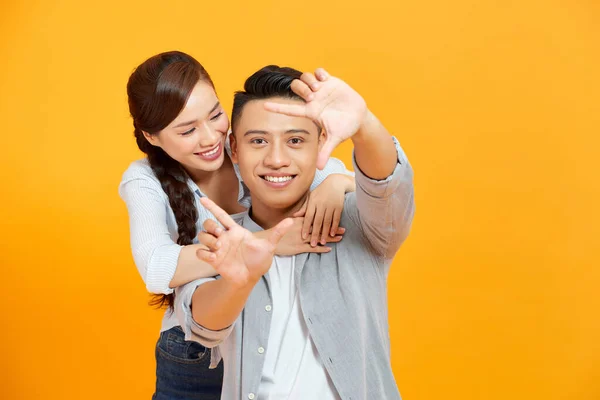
[176,137,415,400]
[119,144,353,333]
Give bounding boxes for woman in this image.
[119,51,355,399]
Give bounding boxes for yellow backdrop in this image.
[1,0,598,399]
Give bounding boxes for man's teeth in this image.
[264,176,293,183]
[201,146,219,156]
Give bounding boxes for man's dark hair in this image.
[231,65,304,134]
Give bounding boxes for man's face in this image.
[230,97,325,210]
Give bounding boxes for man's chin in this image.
[253,192,306,211]
[263,198,303,210]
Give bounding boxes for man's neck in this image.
[249,192,309,230]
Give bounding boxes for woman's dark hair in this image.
[231,65,303,134]
[127,51,214,310]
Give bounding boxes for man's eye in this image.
[251,138,266,144]
[289,138,303,145]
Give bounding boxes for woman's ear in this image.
[142,130,161,147]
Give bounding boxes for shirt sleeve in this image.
[118,162,182,294]
[310,156,355,191]
[174,277,235,348]
[344,136,415,261]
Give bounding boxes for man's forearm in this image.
[191,278,257,331]
[351,110,398,180]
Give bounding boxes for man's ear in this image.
[317,127,328,152]
[142,130,161,147]
[229,133,239,163]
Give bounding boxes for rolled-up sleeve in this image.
[347,136,415,260]
[174,277,235,348]
[119,164,182,294]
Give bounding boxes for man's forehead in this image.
[237,100,320,134]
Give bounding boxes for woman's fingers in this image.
[198,232,220,251]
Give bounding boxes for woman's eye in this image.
[210,111,224,121]
[181,127,196,135]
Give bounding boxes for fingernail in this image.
[311,83,319,90]
[215,227,223,235]
[307,93,314,101]
[330,231,335,237]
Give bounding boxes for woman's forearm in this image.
[169,244,218,288]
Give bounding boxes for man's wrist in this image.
[215,273,261,293]
[351,109,378,145]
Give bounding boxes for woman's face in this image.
[144,80,230,177]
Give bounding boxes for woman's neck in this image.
[185,156,245,214]
[182,153,231,187]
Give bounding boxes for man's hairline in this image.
[232,95,322,137]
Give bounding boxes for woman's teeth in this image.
[201,146,219,156]
[264,176,293,183]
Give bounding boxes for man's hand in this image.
[196,198,293,288]
[264,68,368,170]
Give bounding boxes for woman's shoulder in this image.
[121,158,157,183]
[118,158,166,199]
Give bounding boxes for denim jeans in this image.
[153,326,224,399]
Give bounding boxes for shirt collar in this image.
[241,210,264,233]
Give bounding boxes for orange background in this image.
[1,1,599,399]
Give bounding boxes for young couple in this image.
[121,51,414,400]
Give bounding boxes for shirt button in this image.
[265,305,272,312]
[248,393,255,400]
[258,347,265,354]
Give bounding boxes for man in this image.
[175,65,415,400]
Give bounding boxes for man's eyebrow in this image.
[173,101,221,128]
[284,129,311,135]
[243,129,268,136]
[243,128,313,136]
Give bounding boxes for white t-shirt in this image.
[257,255,341,400]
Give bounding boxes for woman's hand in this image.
[294,173,355,247]
[273,217,345,255]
